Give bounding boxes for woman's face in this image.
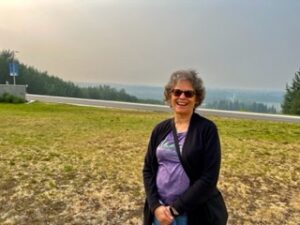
[170,80,197,116]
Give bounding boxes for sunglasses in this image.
[171,89,195,98]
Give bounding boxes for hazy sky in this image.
[1,0,300,90]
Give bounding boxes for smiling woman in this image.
[142,70,228,225]
[164,70,205,110]
[169,80,197,123]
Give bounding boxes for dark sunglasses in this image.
[171,89,195,98]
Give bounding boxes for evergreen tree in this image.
[0,50,15,84]
[282,69,300,115]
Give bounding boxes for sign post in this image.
[9,62,19,85]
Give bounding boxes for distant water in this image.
[77,82,284,112]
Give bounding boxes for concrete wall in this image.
[0,84,26,99]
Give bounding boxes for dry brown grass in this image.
[0,102,299,224]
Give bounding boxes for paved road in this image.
[26,94,300,123]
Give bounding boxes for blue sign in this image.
[9,63,19,76]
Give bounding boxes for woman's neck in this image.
[174,113,192,133]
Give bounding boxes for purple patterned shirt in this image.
[156,131,190,204]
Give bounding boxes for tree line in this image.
[0,50,161,104]
[205,100,277,113]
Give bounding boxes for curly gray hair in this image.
[164,69,205,108]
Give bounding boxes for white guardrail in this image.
[26,94,300,123]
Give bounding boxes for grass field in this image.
[0,102,299,225]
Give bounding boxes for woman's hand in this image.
[154,205,174,225]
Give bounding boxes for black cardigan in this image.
[142,113,227,225]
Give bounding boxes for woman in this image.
[143,70,228,225]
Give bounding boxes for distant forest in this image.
[0,50,161,104]
[205,99,277,114]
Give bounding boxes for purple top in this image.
[156,131,190,204]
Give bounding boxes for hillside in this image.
[0,50,161,104]
[0,102,299,224]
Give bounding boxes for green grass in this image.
[0,102,299,225]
